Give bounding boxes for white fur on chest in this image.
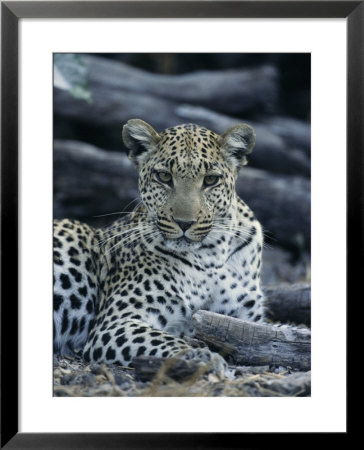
[164,233,261,314]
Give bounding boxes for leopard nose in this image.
[174,219,195,232]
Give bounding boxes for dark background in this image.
[53,53,311,285]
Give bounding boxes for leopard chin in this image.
[163,236,203,252]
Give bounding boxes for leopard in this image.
[53,119,265,377]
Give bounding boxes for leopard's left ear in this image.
[219,124,256,170]
[122,119,161,168]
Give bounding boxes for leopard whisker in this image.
[103,230,150,255]
[101,218,152,235]
[103,223,156,245]
[92,211,148,218]
[212,224,253,237]
[104,227,159,255]
[210,226,253,241]
[98,225,154,247]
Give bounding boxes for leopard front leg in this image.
[83,318,227,377]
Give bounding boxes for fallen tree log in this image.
[236,167,310,249]
[263,116,311,157]
[192,310,311,370]
[54,139,310,250]
[53,140,138,222]
[75,54,279,116]
[264,283,311,326]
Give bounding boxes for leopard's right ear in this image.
[122,119,161,168]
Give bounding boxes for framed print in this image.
[1,0,359,448]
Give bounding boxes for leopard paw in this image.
[182,347,228,379]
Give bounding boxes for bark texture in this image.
[192,310,311,370]
[264,283,311,326]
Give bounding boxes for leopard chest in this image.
[99,230,260,337]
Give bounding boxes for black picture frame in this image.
[1,1,359,448]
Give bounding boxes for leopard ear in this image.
[219,124,256,170]
[122,119,160,167]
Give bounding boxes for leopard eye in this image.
[156,171,172,184]
[203,175,220,187]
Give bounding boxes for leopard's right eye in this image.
[155,171,173,185]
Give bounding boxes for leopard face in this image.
[122,120,255,250]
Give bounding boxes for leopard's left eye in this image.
[203,175,220,187]
[156,171,172,184]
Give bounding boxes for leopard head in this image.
[122,119,255,246]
